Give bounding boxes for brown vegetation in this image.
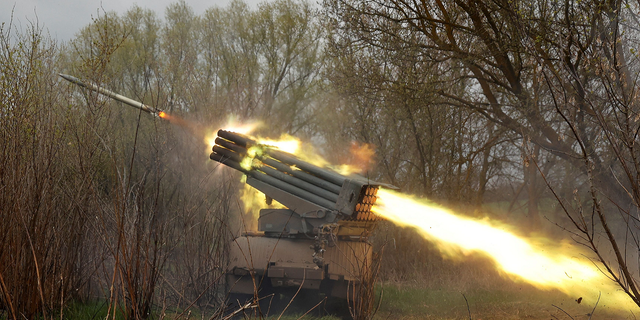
[1,0,326,318]
[2,0,640,318]
[324,0,640,310]
[0,20,87,319]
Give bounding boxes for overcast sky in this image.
[1,0,263,42]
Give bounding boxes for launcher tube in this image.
[210,151,337,210]
[210,153,247,173]
[259,165,339,202]
[259,156,342,194]
[216,129,346,189]
[250,169,337,210]
[267,149,347,186]
[212,145,244,164]
[217,130,254,148]
[215,137,248,154]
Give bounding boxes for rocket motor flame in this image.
[373,189,636,311]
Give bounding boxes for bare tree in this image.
[0,18,94,319]
[323,0,640,306]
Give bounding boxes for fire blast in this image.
[373,188,636,312]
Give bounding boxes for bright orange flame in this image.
[158,111,167,118]
[332,142,376,175]
[239,176,285,228]
[225,122,260,135]
[373,189,636,312]
[238,134,302,170]
[256,135,300,154]
[249,135,375,175]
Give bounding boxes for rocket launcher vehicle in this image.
[210,130,389,237]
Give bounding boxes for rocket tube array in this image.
[209,130,382,220]
[210,130,346,211]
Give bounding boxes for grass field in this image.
[40,280,637,320]
[263,281,635,319]
[46,243,640,320]
[373,283,632,320]
[33,234,640,320]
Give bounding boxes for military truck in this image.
[210,130,391,316]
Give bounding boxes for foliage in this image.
[4,0,640,317]
[0,18,89,320]
[1,0,325,318]
[324,0,640,308]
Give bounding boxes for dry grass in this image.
[370,218,639,319]
[373,252,636,320]
[374,282,625,319]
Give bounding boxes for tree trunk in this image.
[526,145,540,231]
